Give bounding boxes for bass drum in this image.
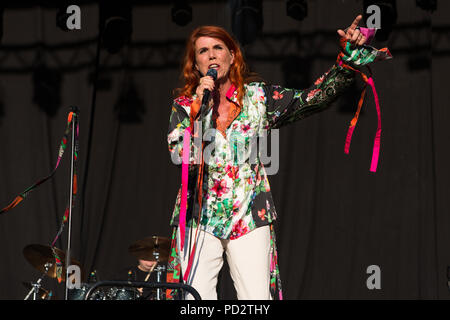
[67,284,105,300]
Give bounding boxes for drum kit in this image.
[22,235,170,300]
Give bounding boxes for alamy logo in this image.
[66,5,81,30]
[66,264,81,289]
[366,5,381,29]
[366,265,381,290]
[171,122,280,175]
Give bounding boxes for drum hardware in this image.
[22,281,53,300]
[23,262,52,300]
[23,244,85,300]
[106,287,140,300]
[23,244,84,281]
[67,283,106,300]
[152,258,166,300]
[128,235,170,300]
[155,264,166,300]
[128,236,170,262]
[21,236,175,300]
[83,280,202,300]
[66,269,106,300]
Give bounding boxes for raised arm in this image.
[264,15,390,129]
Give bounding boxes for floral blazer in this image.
[167,40,391,240]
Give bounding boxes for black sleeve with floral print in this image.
[167,100,190,167]
[263,63,355,129]
[167,96,213,169]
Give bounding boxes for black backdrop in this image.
[1,0,449,300]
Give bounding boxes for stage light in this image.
[171,0,192,26]
[99,2,132,54]
[416,0,437,12]
[363,0,397,42]
[230,0,263,46]
[32,64,62,117]
[286,0,308,21]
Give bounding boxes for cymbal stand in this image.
[24,262,52,300]
[152,251,166,300]
[154,264,166,300]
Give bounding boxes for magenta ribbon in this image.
[344,76,381,172]
[367,77,381,172]
[179,126,192,251]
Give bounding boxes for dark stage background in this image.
[1,0,449,300]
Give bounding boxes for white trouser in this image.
[178,225,271,300]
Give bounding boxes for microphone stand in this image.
[64,106,78,300]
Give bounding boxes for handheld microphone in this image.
[198,68,217,120]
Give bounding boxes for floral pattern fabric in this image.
[168,63,355,241]
[166,38,390,299]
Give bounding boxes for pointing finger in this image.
[348,15,362,33]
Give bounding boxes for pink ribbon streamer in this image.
[344,126,356,155]
[179,125,202,282]
[344,87,366,155]
[343,77,381,172]
[179,126,192,251]
[367,77,381,172]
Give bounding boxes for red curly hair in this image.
[174,25,253,106]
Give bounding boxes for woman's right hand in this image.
[195,75,216,101]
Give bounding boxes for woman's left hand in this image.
[337,15,367,47]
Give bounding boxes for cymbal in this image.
[128,236,170,262]
[23,244,83,281]
[22,282,53,300]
